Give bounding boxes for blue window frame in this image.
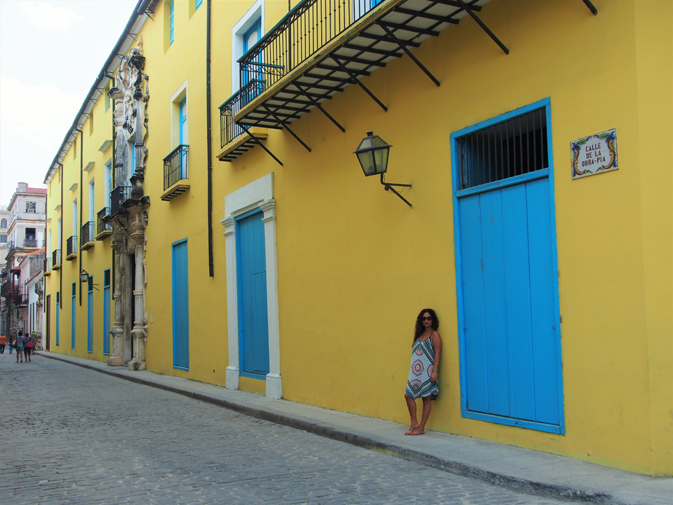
[170,1,175,45]
[196,0,202,10]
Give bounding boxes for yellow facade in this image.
[44,0,672,475]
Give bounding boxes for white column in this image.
[260,199,282,399]
[221,217,239,390]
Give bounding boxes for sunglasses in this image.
[422,316,433,321]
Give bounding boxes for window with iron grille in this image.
[88,276,94,293]
[104,269,111,288]
[26,201,37,213]
[455,107,548,191]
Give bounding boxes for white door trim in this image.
[221,173,281,399]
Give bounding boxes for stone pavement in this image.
[1,351,566,505]
[23,352,673,504]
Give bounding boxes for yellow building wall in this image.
[43,0,672,476]
[45,76,116,362]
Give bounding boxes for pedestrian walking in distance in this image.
[15,331,25,364]
[404,308,443,436]
[0,333,5,354]
[25,333,34,362]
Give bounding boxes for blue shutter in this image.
[237,211,269,378]
[87,279,93,353]
[103,270,111,355]
[170,1,175,45]
[172,239,189,370]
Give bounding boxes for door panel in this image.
[87,290,93,353]
[172,240,189,370]
[103,284,110,355]
[237,212,269,377]
[459,176,560,428]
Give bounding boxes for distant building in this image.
[1,183,46,338]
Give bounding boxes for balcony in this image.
[66,236,77,261]
[111,185,132,216]
[218,82,268,162]
[235,0,497,138]
[24,238,38,248]
[81,222,95,251]
[96,207,112,240]
[43,257,51,276]
[52,249,62,270]
[161,145,190,201]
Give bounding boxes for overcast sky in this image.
[0,0,138,207]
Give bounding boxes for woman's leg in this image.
[410,397,433,435]
[404,394,420,435]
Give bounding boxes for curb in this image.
[41,352,614,504]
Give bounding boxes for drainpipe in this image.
[59,163,63,309]
[206,0,214,277]
[79,129,83,307]
[111,85,116,294]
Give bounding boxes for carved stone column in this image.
[128,208,147,371]
[108,238,126,366]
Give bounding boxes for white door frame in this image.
[221,173,281,399]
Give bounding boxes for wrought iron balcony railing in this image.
[43,257,51,275]
[239,0,386,105]
[81,221,94,250]
[111,185,132,217]
[24,238,38,248]
[66,236,77,259]
[52,249,62,270]
[163,145,189,190]
[220,81,268,149]
[18,292,28,306]
[96,207,112,239]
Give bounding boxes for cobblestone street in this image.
[0,352,569,504]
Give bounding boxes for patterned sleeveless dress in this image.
[405,336,439,399]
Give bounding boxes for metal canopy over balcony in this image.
[235,0,495,135]
[235,0,597,155]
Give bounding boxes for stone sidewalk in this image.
[40,352,671,505]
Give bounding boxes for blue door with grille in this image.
[172,239,189,370]
[452,100,563,434]
[71,283,76,349]
[237,211,269,378]
[56,292,60,346]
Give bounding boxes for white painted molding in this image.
[54,204,61,211]
[222,173,281,398]
[84,161,95,172]
[99,140,112,152]
[69,183,78,191]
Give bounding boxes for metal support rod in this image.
[582,0,598,15]
[380,25,441,87]
[457,0,509,55]
[333,57,388,112]
[241,125,284,166]
[380,173,412,207]
[262,105,311,152]
[294,83,345,132]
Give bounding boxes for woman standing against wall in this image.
[404,309,442,435]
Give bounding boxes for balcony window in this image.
[26,201,37,213]
[161,145,190,201]
[52,249,62,270]
[66,236,78,260]
[81,222,95,251]
[96,208,113,240]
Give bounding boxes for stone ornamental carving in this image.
[106,39,150,371]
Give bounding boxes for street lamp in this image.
[354,131,412,207]
[79,270,99,290]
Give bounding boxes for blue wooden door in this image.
[56,293,60,346]
[103,270,111,355]
[237,211,269,377]
[87,281,93,353]
[172,240,189,370]
[458,176,561,431]
[71,283,76,349]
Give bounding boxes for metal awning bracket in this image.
[582,0,598,15]
[379,25,440,87]
[262,105,312,152]
[240,125,283,166]
[333,57,387,112]
[294,83,345,133]
[457,0,509,55]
